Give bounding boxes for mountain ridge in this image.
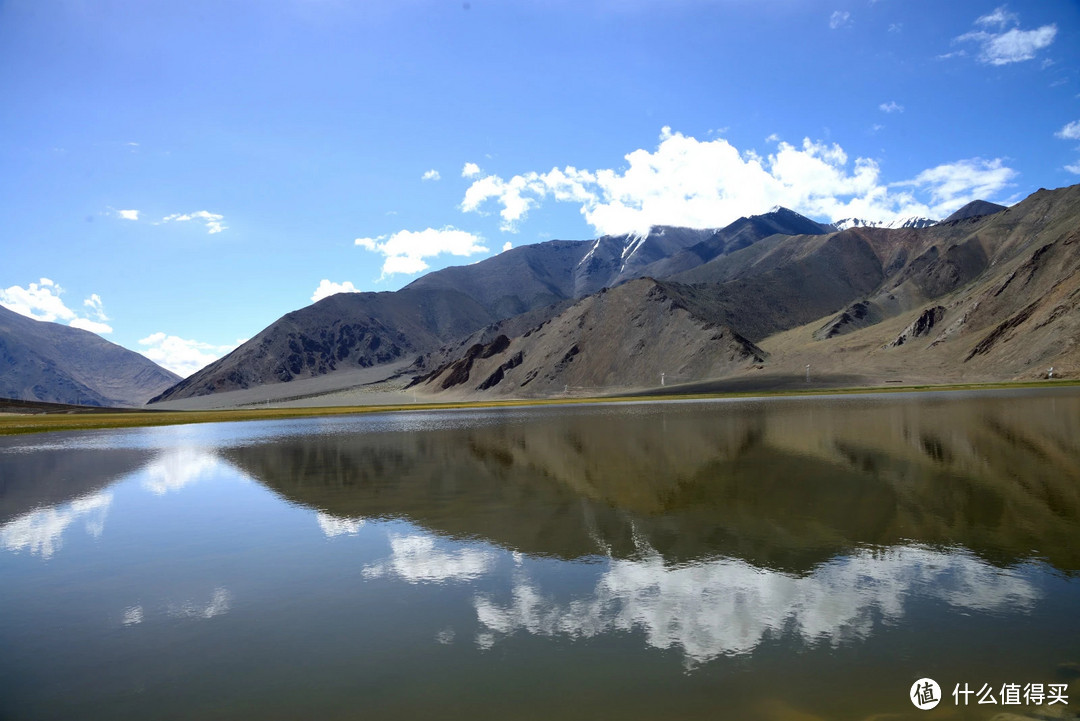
[0,305,180,406]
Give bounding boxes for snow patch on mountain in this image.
[832,216,938,231]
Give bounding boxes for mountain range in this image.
[148,187,1079,404]
[3,188,1071,408]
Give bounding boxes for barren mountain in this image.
[150,287,494,402]
[152,208,825,402]
[411,278,766,398]
[942,199,1006,222]
[420,184,1080,396]
[0,305,180,406]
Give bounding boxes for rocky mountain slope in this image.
[153,207,827,402]
[410,278,766,397]
[149,184,1079,405]
[943,199,1006,222]
[0,305,180,406]
[418,184,1080,396]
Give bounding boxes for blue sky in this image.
[2,0,1079,376]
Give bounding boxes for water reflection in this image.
[0,490,112,558]
[140,447,223,495]
[316,511,365,537]
[363,533,496,584]
[1,392,1078,720]
[474,544,1040,665]
[225,391,1080,572]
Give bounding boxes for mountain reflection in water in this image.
[225,391,1080,572]
[2,391,1079,720]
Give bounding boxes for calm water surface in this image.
[2,390,1080,720]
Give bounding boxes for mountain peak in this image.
[942,200,1007,222]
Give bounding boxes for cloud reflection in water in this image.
[364,533,496,584]
[474,545,1039,664]
[0,491,113,558]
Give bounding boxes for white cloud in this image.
[895,157,1017,214]
[955,7,1056,66]
[355,227,488,277]
[502,241,512,252]
[459,128,1016,236]
[422,169,441,181]
[117,209,140,221]
[976,5,1019,29]
[1065,163,1080,175]
[0,278,76,322]
[162,210,227,234]
[1056,120,1080,140]
[138,332,241,377]
[83,293,109,321]
[888,23,902,33]
[879,100,904,113]
[311,279,360,302]
[0,279,117,334]
[829,10,851,29]
[69,317,114,334]
[462,162,481,178]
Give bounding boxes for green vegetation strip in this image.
[3,379,1078,436]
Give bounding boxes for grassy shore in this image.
[2,379,1078,436]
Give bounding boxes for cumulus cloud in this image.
[829,10,851,29]
[1056,120,1080,140]
[162,210,227,234]
[355,227,488,277]
[955,7,1056,66]
[311,279,360,302]
[460,128,1016,236]
[1066,163,1080,175]
[422,169,441,181]
[879,100,904,113]
[462,162,481,178]
[116,209,140,221]
[69,317,114,334]
[138,332,242,377]
[0,278,76,322]
[0,279,113,334]
[502,241,512,252]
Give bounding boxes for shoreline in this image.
[3,378,1079,436]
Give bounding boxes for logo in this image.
[911,678,942,710]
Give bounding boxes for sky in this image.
[2,0,1079,377]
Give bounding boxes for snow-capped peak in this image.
[832,215,938,231]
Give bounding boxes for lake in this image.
[2,390,1079,720]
